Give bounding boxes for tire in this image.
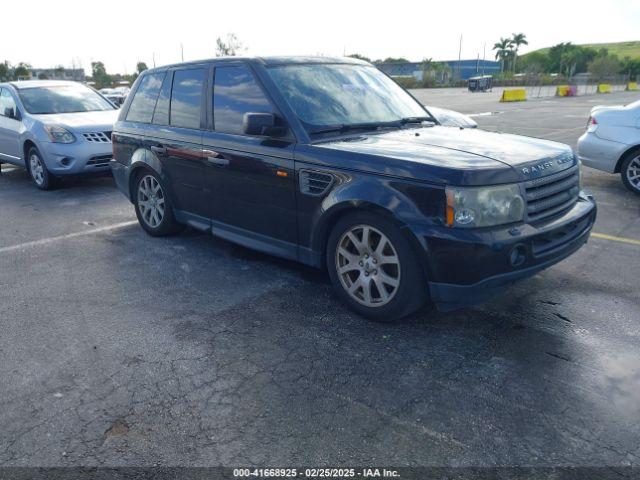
[326,211,428,322]
[620,149,640,196]
[27,146,54,190]
[133,170,183,236]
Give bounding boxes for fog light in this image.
[509,244,527,267]
[60,157,71,166]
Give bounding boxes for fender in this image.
[300,169,444,274]
[127,148,178,204]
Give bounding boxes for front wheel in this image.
[621,150,640,196]
[133,171,183,236]
[326,212,428,322]
[27,147,54,190]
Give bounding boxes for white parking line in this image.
[0,221,138,254]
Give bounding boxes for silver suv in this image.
[0,80,118,189]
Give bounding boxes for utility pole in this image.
[457,35,463,82]
[482,43,486,77]
[181,43,184,62]
[152,52,156,68]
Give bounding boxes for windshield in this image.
[267,64,429,132]
[18,84,115,114]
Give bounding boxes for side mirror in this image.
[4,107,18,120]
[243,112,286,137]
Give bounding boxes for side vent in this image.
[299,170,334,196]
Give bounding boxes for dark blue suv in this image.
[111,56,596,321]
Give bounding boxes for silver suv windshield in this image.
[18,84,115,114]
[267,64,431,135]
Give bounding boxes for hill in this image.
[522,41,640,60]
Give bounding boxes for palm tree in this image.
[493,37,512,73]
[511,33,529,72]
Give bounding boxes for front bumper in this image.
[410,193,597,311]
[40,140,113,175]
[577,131,626,174]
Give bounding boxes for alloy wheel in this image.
[29,154,45,186]
[335,225,401,307]
[626,155,640,191]
[137,175,165,228]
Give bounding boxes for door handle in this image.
[150,145,166,154]
[204,150,229,166]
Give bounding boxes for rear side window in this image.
[126,72,165,123]
[170,68,205,129]
[213,66,275,135]
[152,72,173,125]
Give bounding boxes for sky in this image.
[3,0,639,75]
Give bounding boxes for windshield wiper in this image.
[398,116,436,125]
[308,122,394,136]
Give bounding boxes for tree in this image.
[380,57,410,64]
[215,33,245,57]
[621,56,640,80]
[136,62,148,75]
[510,33,528,72]
[347,53,371,62]
[588,54,621,81]
[0,61,10,81]
[54,65,65,79]
[91,61,111,89]
[13,62,32,80]
[493,37,512,73]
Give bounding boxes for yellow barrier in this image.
[500,88,527,102]
[597,83,612,94]
[627,82,639,91]
[556,85,577,97]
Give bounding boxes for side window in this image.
[0,88,18,118]
[126,72,165,123]
[169,68,205,129]
[213,66,275,135]
[152,72,173,125]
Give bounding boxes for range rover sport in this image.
[111,56,596,321]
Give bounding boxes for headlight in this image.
[44,125,76,144]
[445,184,525,228]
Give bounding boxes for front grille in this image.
[524,165,580,223]
[82,131,112,143]
[299,170,334,196]
[87,154,112,166]
[531,213,591,257]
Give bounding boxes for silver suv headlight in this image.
[44,125,76,144]
[445,184,525,228]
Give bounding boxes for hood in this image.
[312,126,575,186]
[33,109,118,131]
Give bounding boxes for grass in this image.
[522,40,640,60]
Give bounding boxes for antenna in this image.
[181,43,184,62]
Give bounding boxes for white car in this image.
[427,105,477,129]
[577,99,640,195]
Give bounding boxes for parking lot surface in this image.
[1,89,639,468]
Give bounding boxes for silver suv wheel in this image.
[335,224,401,307]
[137,175,165,228]
[29,153,45,186]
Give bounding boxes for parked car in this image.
[99,87,129,107]
[427,105,477,128]
[111,57,596,321]
[577,100,640,195]
[0,80,118,189]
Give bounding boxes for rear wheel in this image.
[27,147,54,190]
[621,150,640,195]
[133,170,183,236]
[326,212,428,322]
